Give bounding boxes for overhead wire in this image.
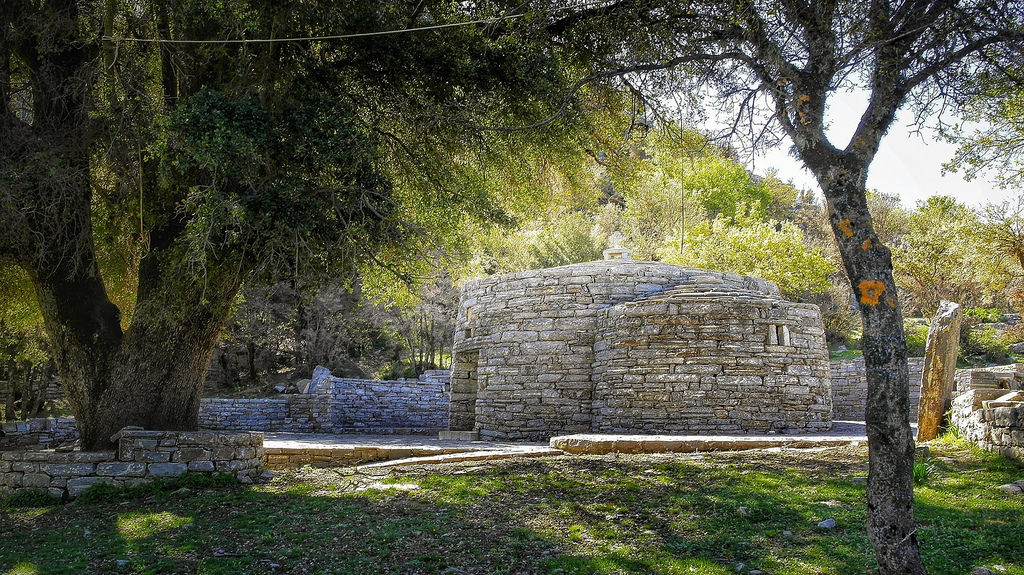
[101,1,615,45]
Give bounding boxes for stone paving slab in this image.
[262,433,551,469]
[356,447,564,471]
[550,434,866,455]
[263,423,884,469]
[264,432,544,451]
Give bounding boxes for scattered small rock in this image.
[55,439,80,453]
[749,570,766,575]
[734,562,746,572]
[172,487,192,497]
[442,568,464,575]
[817,518,837,529]
[116,559,128,568]
[274,385,287,393]
[997,483,1022,494]
[972,568,996,575]
[260,470,278,481]
[738,506,750,516]
[782,530,793,537]
[213,548,242,558]
[851,477,867,484]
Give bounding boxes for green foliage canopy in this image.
[892,196,1011,314]
[660,215,836,301]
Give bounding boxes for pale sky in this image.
[744,90,1018,210]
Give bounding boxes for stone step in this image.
[356,447,564,471]
[549,433,865,455]
[438,430,480,441]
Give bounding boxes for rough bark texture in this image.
[917,301,963,441]
[763,10,927,568]
[815,171,925,575]
[1,0,245,449]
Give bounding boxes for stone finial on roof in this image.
[603,247,632,261]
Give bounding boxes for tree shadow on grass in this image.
[0,452,1021,575]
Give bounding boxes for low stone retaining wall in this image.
[327,376,449,433]
[264,445,470,469]
[0,428,263,500]
[830,358,925,421]
[952,390,1024,461]
[199,369,450,434]
[200,396,322,433]
[0,417,77,450]
[951,365,1024,461]
[954,363,1023,395]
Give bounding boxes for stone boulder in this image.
[918,301,962,441]
[307,366,333,394]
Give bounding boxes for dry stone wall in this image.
[199,396,323,432]
[452,260,832,440]
[830,358,925,421]
[0,417,77,450]
[592,287,832,434]
[327,374,449,433]
[0,426,263,500]
[198,371,450,434]
[951,364,1024,461]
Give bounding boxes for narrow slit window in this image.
[767,324,791,346]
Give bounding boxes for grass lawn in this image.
[1,441,1021,575]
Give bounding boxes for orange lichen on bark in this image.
[886,296,896,308]
[858,280,886,306]
[861,239,873,250]
[839,219,854,237]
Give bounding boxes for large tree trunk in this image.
[813,156,925,575]
[34,260,241,448]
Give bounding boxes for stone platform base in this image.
[550,433,865,455]
[262,433,545,469]
[438,430,480,441]
[357,446,563,472]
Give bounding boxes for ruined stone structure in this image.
[449,260,833,440]
[199,370,450,434]
[830,357,925,421]
[951,364,1024,462]
[0,423,263,499]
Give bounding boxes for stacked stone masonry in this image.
[830,358,925,421]
[198,371,450,434]
[451,261,834,440]
[0,422,263,499]
[0,417,77,450]
[951,364,1024,461]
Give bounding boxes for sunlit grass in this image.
[4,563,38,575]
[1,444,1021,575]
[117,511,193,542]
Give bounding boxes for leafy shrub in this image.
[75,482,124,504]
[904,322,930,357]
[963,307,1006,324]
[961,325,1010,364]
[376,360,421,380]
[76,473,239,505]
[913,461,933,485]
[2,488,58,508]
